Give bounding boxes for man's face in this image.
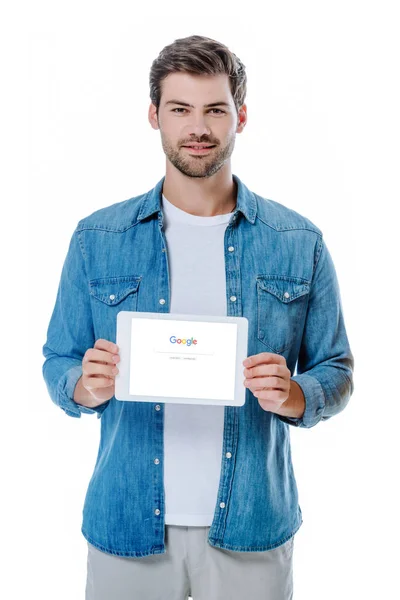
[149,72,246,178]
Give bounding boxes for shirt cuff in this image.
[58,364,110,419]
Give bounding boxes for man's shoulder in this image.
[75,191,148,232]
[253,191,322,236]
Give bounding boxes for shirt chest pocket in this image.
[89,276,142,318]
[256,275,310,355]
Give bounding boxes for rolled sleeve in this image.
[42,225,111,419]
[60,364,109,418]
[277,235,355,429]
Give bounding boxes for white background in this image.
[3,0,399,598]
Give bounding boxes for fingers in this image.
[244,376,285,391]
[244,363,288,379]
[84,340,119,365]
[94,338,119,356]
[243,361,290,395]
[84,360,118,378]
[82,339,120,390]
[85,376,115,390]
[243,352,286,367]
[83,347,119,367]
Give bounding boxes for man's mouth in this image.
[182,144,216,154]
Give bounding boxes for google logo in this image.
[170,335,197,347]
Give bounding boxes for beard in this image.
[160,131,236,179]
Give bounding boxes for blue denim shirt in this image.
[42,173,354,557]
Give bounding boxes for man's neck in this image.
[162,168,237,217]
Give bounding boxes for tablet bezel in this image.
[115,311,249,406]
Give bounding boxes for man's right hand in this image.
[73,339,120,408]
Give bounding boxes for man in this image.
[42,35,354,600]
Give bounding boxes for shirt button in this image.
[228,246,234,252]
[155,404,161,411]
[284,292,290,299]
[226,452,232,459]
[109,294,115,300]
[230,296,237,302]
[159,298,166,305]
[220,502,226,509]
[154,458,160,465]
[154,509,161,516]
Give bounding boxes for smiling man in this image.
[155,71,242,197]
[42,35,355,600]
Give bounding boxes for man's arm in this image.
[277,235,355,428]
[42,225,110,419]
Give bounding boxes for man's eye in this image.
[171,108,225,114]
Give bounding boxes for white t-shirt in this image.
[162,192,232,526]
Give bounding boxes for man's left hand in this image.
[243,351,291,413]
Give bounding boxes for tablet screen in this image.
[129,317,238,401]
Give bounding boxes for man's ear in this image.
[237,104,247,132]
[148,103,159,130]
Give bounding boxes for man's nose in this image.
[186,115,211,138]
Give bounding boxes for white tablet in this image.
[115,311,249,406]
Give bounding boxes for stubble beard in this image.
[160,132,236,179]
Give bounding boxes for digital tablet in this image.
[115,311,249,406]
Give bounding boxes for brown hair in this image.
[149,35,247,116]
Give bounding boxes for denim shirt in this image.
[42,173,354,557]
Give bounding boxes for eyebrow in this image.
[165,100,231,108]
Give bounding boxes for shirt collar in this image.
[137,173,257,225]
